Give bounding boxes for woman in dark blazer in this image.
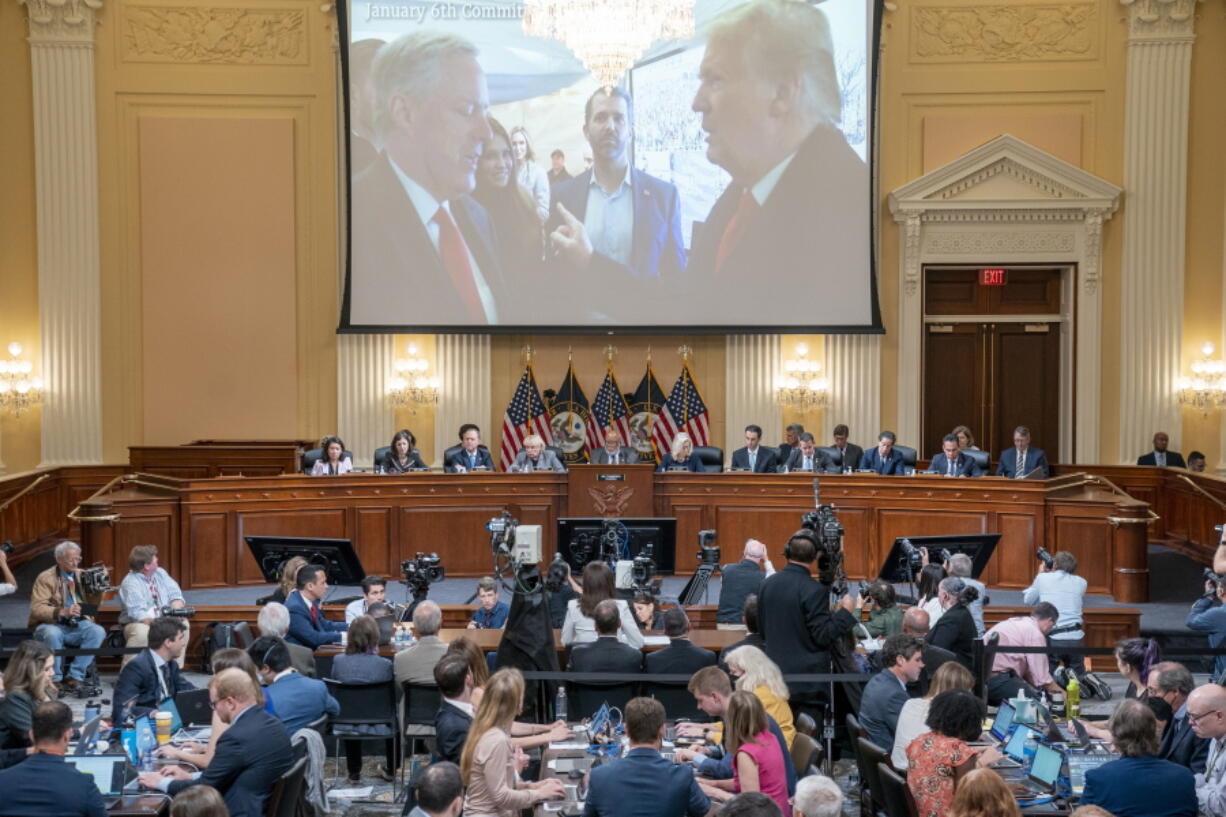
[331,616,395,783]
[925,578,979,670]
[657,432,704,472]
[382,429,428,473]
[0,641,55,749]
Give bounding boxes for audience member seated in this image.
[285,564,348,648]
[902,607,955,696]
[345,575,387,623]
[408,761,465,817]
[509,433,567,472]
[0,548,16,599]
[925,577,979,669]
[1081,698,1197,817]
[383,428,428,473]
[568,600,644,673]
[1138,431,1186,468]
[925,434,982,477]
[783,433,834,474]
[1189,450,1208,473]
[1024,549,1088,680]
[583,696,710,817]
[695,691,793,816]
[248,636,339,734]
[0,700,106,817]
[632,594,665,631]
[310,435,352,475]
[860,580,902,638]
[445,424,495,473]
[718,539,774,627]
[858,634,924,750]
[891,661,975,771]
[111,616,195,724]
[830,424,864,475]
[1188,578,1226,681]
[645,608,716,674]
[257,601,316,678]
[332,615,395,783]
[141,668,293,817]
[951,768,1022,817]
[943,553,986,637]
[905,690,1002,817]
[0,641,55,750]
[158,648,270,770]
[459,669,565,817]
[776,424,803,465]
[657,432,704,472]
[433,655,475,764]
[590,428,638,465]
[561,561,643,648]
[858,431,905,475]
[28,541,107,694]
[169,785,229,817]
[793,775,844,817]
[1150,661,1210,773]
[983,602,1063,704]
[731,424,780,473]
[118,544,189,668]
[262,555,308,606]
[996,425,1050,478]
[468,576,510,629]
[724,645,796,749]
[395,600,448,687]
[545,559,582,629]
[720,595,767,672]
[1187,683,1226,815]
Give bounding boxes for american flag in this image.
[653,363,711,454]
[587,365,633,457]
[500,365,552,471]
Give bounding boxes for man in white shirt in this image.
[1189,683,1226,817]
[345,575,386,623]
[117,545,188,668]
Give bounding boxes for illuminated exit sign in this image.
[980,268,1007,286]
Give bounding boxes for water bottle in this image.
[1066,677,1081,721]
[1023,733,1039,764]
[137,720,157,772]
[556,685,568,722]
[120,716,138,766]
[83,700,100,723]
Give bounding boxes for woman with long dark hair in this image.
[0,641,55,749]
[383,429,427,472]
[310,436,352,475]
[473,118,544,281]
[560,561,643,647]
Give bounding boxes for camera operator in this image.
[1187,573,1226,681]
[757,530,859,703]
[1022,549,1088,680]
[716,539,775,630]
[118,545,188,668]
[27,541,107,694]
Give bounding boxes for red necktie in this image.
[309,604,319,626]
[433,206,485,321]
[715,190,759,272]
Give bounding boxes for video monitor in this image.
[556,517,677,573]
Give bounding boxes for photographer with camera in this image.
[1022,549,1089,683]
[716,539,775,630]
[118,545,189,668]
[1187,571,1226,681]
[27,541,107,694]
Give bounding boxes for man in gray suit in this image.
[394,601,448,686]
[859,634,923,750]
[509,434,567,472]
[257,602,316,678]
[591,429,638,465]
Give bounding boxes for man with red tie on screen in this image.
[349,31,506,327]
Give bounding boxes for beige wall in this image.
[0,0,1223,472]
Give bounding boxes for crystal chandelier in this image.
[1177,342,1226,415]
[775,343,830,410]
[387,343,440,411]
[0,342,44,418]
[523,0,694,85]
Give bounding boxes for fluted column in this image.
[20,0,104,466]
[824,335,881,446]
[724,335,780,456]
[434,335,490,467]
[1117,0,1198,462]
[336,334,394,467]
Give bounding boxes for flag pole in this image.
[678,345,693,427]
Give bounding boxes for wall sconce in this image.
[775,342,830,410]
[1177,342,1226,415]
[0,342,43,418]
[387,342,440,411]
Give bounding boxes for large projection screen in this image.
[340,0,881,332]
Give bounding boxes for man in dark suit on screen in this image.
[349,30,506,327]
[687,0,870,323]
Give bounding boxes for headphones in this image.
[783,529,818,561]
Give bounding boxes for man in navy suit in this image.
[248,636,339,734]
[996,426,1050,478]
[111,616,195,724]
[926,434,982,477]
[830,424,864,474]
[0,701,106,817]
[285,564,348,648]
[549,87,685,292]
[858,634,923,751]
[1138,431,1188,468]
[1151,661,1210,774]
[859,431,906,475]
[784,433,836,473]
[583,696,709,817]
[142,669,293,817]
[445,424,495,473]
[1081,698,1197,817]
[432,655,474,764]
[730,425,779,473]
[349,31,506,327]
[568,601,644,673]
[645,608,716,675]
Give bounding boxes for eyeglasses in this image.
[1188,709,1221,724]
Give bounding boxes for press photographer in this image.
[1022,548,1092,687]
[1187,569,1226,682]
[28,541,109,695]
[118,544,190,668]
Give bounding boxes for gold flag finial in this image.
[646,346,653,365]
[677,344,693,362]
[567,345,573,362]
[522,344,535,365]
[603,344,617,363]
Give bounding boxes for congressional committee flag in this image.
[628,365,668,464]
[551,363,595,464]
[587,365,634,458]
[653,362,711,453]
[500,365,552,471]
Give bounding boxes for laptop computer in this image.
[990,700,1017,741]
[175,688,212,728]
[993,724,1043,770]
[1067,750,1116,797]
[1014,742,1064,798]
[73,715,103,755]
[67,755,137,807]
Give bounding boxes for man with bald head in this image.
[903,606,954,696]
[1139,432,1187,468]
[1189,684,1226,816]
[716,539,775,628]
[591,428,639,465]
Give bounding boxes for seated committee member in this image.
[996,425,1050,478]
[717,539,774,627]
[568,600,644,673]
[591,428,638,464]
[562,561,644,648]
[28,540,107,693]
[776,424,803,466]
[257,602,316,678]
[285,564,348,648]
[830,424,864,473]
[118,544,188,667]
[142,668,293,817]
[925,434,981,477]
[382,429,428,472]
[784,433,835,473]
[1139,431,1187,468]
[859,431,906,475]
[858,634,925,751]
[112,616,195,724]
[1081,698,1198,817]
[658,432,704,472]
[583,697,710,817]
[446,424,495,472]
[646,608,717,674]
[349,31,507,326]
[433,655,475,764]
[310,435,352,475]
[345,575,386,623]
[468,576,510,629]
[0,701,107,817]
[473,118,545,281]
[731,425,779,473]
[509,434,567,472]
[248,636,339,734]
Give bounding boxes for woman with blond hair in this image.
[264,555,309,605]
[952,768,1021,817]
[657,431,703,472]
[723,645,796,748]
[0,640,55,749]
[508,434,566,472]
[460,669,565,817]
[697,690,791,816]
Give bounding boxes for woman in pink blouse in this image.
[698,690,791,817]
